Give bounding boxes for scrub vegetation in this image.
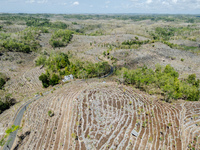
[117,65,200,102]
[36,52,110,88]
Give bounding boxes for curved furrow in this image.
[11,81,200,150]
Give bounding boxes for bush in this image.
[0,100,9,114]
[0,72,8,89]
[39,73,49,88]
[49,74,59,86]
[122,39,150,46]
[35,55,47,66]
[48,110,54,117]
[0,124,19,146]
[0,94,16,114]
[0,78,6,89]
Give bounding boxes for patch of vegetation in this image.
[49,29,73,48]
[37,52,110,88]
[88,30,104,36]
[152,27,176,40]
[162,41,198,51]
[0,27,41,53]
[71,133,76,139]
[0,78,6,90]
[121,38,151,49]
[0,94,16,114]
[0,14,66,29]
[36,52,70,70]
[117,64,200,101]
[48,110,54,117]
[37,52,69,88]
[0,72,8,89]
[27,18,68,29]
[122,39,150,46]
[0,125,19,146]
[148,136,153,143]
[149,26,200,52]
[72,22,78,25]
[151,26,197,41]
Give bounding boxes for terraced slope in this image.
[13,81,200,150]
[181,102,200,150]
[5,66,45,98]
[0,66,45,141]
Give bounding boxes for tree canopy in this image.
[49,30,73,48]
[117,64,200,102]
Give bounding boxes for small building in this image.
[62,74,73,82]
[131,129,139,137]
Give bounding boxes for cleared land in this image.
[10,80,199,150]
[0,14,200,150]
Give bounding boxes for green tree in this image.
[163,64,179,78]
[49,74,60,86]
[35,55,46,66]
[0,78,6,89]
[187,74,196,85]
[39,73,49,88]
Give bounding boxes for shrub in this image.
[148,136,153,143]
[0,78,6,89]
[35,55,47,66]
[71,133,76,139]
[48,110,54,117]
[0,94,15,114]
[39,73,49,88]
[0,100,9,114]
[49,74,60,86]
[103,51,106,57]
[168,122,172,126]
[187,74,196,85]
[0,124,19,146]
